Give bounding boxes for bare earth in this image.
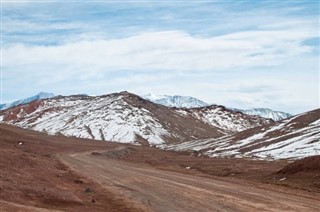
[60,148,320,212]
[1,124,320,211]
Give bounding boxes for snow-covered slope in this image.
[165,109,320,160]
[0,92,55,110]
[174,105,272,133]
[237,108,292,121]
[0,92,225,145]
[143,94,208,108]
[0,92,270,145]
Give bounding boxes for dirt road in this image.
[60,150,320,212]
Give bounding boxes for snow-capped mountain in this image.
[143,94,209,108]
[164,109,320,160]
[143,94,291,121]
[0,92,55,110]
[236,108,292,121]
[0,92,269,145]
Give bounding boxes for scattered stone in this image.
[91,198,96,203]
[85,188,93,193]
[74,179,84,184]
[91,152,102,156]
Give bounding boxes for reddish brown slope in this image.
[0,124,144,212]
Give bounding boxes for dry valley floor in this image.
[1,124,319,211]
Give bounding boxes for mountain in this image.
[164,109,320,160]
[0,91,270,145]
[173,105,272,133]
[0,92,55,110]
[142,94,209,108]
[143,94,291,121]
[236,108,292,121]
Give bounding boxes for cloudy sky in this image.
[1,1,319,114]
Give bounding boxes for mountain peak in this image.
[143,93,168,100]
[37,92,55,98]
[237,108,292,121]
[0,92,55,110]
[142,94,208,108]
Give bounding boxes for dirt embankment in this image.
[273,156,320,192]
[278,156,320,174]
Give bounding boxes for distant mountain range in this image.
[236,108,292,121]
[0,92,55,110]
[0,91,318,160]
[1,92,292,121]
[142,94,292,121]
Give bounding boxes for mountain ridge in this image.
[2,92,292,121]
[0,91,270,145]
[235,108,292,121]
[142,93,291,121]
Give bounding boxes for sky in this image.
[1,1,319,114]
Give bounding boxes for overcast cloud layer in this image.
[1,1,319,114]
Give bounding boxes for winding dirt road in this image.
[60,150,320,212]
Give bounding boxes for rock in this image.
[74,179,84,184]
[85,188,93,193]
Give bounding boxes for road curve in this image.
[60,151,320,212]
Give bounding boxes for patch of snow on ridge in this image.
[6,95,169,145]
[247,132,320,160]
[180,106,271,133]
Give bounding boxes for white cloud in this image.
[3,28,317,74]
[2,2,319,114]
